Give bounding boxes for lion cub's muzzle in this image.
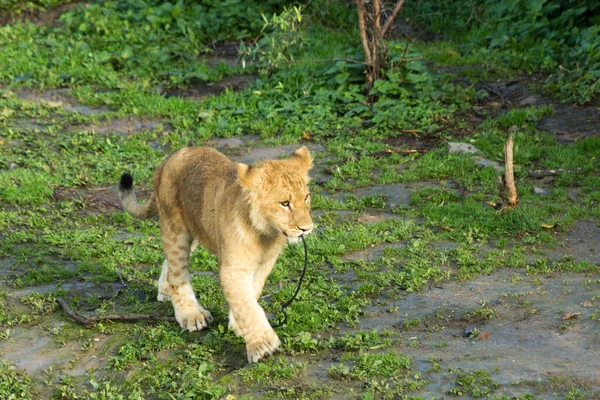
[285,222,314,244]
[297,223,314,236]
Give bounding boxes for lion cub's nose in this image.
[297,224,313,233]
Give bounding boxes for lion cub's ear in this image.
[291,146,312,170]
[237,163,259,189]
[237,163,250,186]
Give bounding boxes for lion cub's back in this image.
[154,146,236,216]
[153,147,238,252]
[157,146,235,185]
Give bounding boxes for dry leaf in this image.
[561,312,581,320]
[485,201,497,208]
[475,331,492,341]
[197,110,214,120]
[0,107,14,119]
[46,100,63,108]
[301,131,312,140]
[358,214,384,224]
[540,223,555,229]
[582,301,594,308]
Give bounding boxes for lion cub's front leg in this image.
[221,266,280,364]
[228,259,277,338]
[161,224,213,331]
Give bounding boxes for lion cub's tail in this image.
[118,173,158,219]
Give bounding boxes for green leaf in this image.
[405,61,425,72]
[172,2,182,19]
[121,46,133,59]
[334,72,349,85]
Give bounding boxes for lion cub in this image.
[118,146,313,363]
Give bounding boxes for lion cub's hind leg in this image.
[161,222,213,331]
[159,240,199,302]
[157,259,170,302]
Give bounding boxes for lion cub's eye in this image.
[280,201,290,208]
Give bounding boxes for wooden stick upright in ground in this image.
[497,136,519,211]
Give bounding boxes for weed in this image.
[328,350,411,380]
[328,330,394,351]
[449,369,500,397]
[238,357,306,386]
[462,302,496,323]
[0,362,34,400]
[107,325,185,370]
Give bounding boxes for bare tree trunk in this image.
[356,0,372,67]
[355,0,407,91]
[372,0,381,87]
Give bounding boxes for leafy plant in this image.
[0,362,34,400]
[404,0,600,103]
[240,5,306,69]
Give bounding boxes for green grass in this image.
[0,0,599,398]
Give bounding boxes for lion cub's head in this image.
[237,147,313,243]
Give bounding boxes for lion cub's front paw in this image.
[157,285,170,302]
[246,328,281,364]
[175,305,213,332]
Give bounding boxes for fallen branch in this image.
[57,297,177,327]
[497,136,518,211]
[57,298,89,325]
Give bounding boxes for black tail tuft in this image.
[119,173,134,191]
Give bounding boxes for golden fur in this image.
[119,146,313,363]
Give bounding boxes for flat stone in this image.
[473,157,504,172]
[533,186,549,195]
[508,125,519,133]
[235,143,326,165]
[207,137,247,148]
[448,142,480,155]
[334,183,426,208]
[79,118,165,135]
[518,95,539,106]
